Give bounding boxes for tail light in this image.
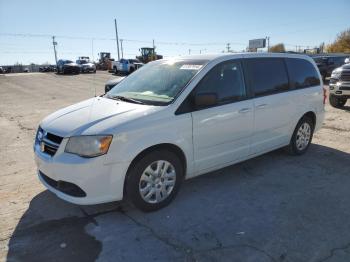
[323,87,327,105]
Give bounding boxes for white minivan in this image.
[34,53,325,211]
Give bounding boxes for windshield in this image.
[106,59,208,105]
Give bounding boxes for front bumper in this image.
[329,81,350,96]
[63,66,80,74]
[34,139,129,205]
[81,67,96,73]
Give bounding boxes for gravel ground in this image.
[0,72,350,262]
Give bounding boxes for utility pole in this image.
[226,43,231,53]
[152,39,156,59]
[188,49,191,55]
[114,19,120,61]
[91,38,94,62]
[266,36,270,52]
[120,39,124,59]
[52,36,58,67]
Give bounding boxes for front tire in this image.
[126,150,184,212]
[329,94,347,108]
[287,116,314,155]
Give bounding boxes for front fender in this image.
[105,113,194,177]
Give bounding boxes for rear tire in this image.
[287,116,314,155]
[329,94,347,108]
[126,150,184,212]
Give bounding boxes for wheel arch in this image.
[123,143,187,196]
[288,110,317,142]
[303,111,316,127]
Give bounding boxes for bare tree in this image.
[326,28,350,53]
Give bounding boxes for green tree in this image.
[269,43,285,53]
[326,28,350,53]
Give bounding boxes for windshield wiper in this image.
[108,95,145,105]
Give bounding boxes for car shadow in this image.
[340,104,350,111]
[6,144,350,262]
[55,73,80,76]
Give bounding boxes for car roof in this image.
[164,52,314,63]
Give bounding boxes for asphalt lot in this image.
[1,71,350,262]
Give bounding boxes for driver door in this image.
[191,60,253,174]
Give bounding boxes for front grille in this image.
[36,127,63,156]
[340,70,350,81]
[339,86,350,91]
[46,132,63,144]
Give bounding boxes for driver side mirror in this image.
[194,92,218,109]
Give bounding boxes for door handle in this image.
[238,108,251,113]
[256,103,268,109]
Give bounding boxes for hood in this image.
[81,63,95,67]
[40,97,159,137]
[342,63,350,70]
[64,62,79,67]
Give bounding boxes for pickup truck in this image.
[112,59,143,74]
[312,55,349,80]
[329,62,350,108]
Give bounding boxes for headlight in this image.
[65,135,113,157]
[37,127,44,141]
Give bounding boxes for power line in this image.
[0,32,246,46]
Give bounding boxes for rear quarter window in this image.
[285,58,320,89]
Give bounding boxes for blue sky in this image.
[0,0,349,65]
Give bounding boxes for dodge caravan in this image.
[34,53,325,211]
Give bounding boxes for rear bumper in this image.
[315,108,325,133]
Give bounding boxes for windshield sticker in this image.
[180,64,203,70]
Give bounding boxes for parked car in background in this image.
[329,63,350,108]
[113,59,143,75]
[312,55,349,80]
[34,53,324,211]
[104,76,125,93]
[76,57,96,73]
[0,66,3,74]
[57,60,80,74]
[39,65,56,72]
[23,68,30,73]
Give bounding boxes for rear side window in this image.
[195,61,246,104]
[285,58,320,89]
[245,58,289,97]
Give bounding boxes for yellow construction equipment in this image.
[136,47,163,64]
